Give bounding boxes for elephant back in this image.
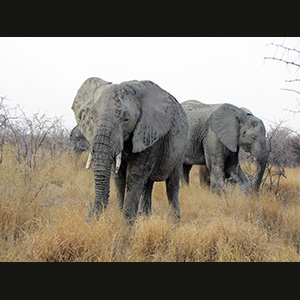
[182,100,222,116]
[182,100,222,135]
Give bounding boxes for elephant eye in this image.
[252,136,256,141]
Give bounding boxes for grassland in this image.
[1,146,300,262]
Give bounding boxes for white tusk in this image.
[115,152,122,173]
[85,152,92,169]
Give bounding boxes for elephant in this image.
[181,100,268,193]
[70,125,90,155]
[71,77,189,223]
[70,126,93,169]
[199,165,210,186]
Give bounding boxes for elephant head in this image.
[209,103,268,192]
[72,77,175,216]
[70,125,91,155]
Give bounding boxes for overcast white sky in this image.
[1,37,300,131]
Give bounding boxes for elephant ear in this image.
[130,81,174,153]
[209,103,244,152]
[71,77,111,142]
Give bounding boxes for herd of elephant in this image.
[70,77,267,224]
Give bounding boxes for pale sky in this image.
[1,37,300,132]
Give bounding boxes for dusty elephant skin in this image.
[71,77,188,224]
[181,100,268,193]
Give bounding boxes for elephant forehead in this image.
[241,124,266,143]
[246,117,266,133]
[94,84,142,107]
[72,78,110,109]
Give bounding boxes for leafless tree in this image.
[261,122,300,194]
[262,40,300,194]
[0,96,17,163]
[0,97,71,175]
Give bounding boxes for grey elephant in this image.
[71,77,188,223]
[199,165,210,186]
[181,100,268,193]
[70,125,90,155]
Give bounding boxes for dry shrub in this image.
[165,222,218,262]
[21,209,116,262]
[1,148,300,262]
[128,215,173,262]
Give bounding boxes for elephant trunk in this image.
[253,158,267,192]
[252,143,268,192]
[88,121,123,219]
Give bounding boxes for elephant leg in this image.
[138,179,154,216]
[209,158,225,194]
[236,165,250,193]
[112,159,127,210]
[224,156,239,185]
[199,165,210,187]
[166,168,181,220]
[224,164,250,193]
[122,156,154,223]
[224,154,249,188]
[122,180,145,224]
[227,165,248,185]
[237,165,248,184]
[182,164,192,185]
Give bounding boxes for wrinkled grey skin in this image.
[181,100,268,193]
[70,125,90,155]
[72,77,188,223]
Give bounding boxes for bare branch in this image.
[265,41,300,119]
[264,57,300,69]
[281,88,300,95]
[283,127,300,137]
[267,42,300,54]
[285,79,300,82]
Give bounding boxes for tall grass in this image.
[1,146,300,261]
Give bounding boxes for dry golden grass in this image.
[1,146,300,262]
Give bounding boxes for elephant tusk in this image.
[85,152,93,169]
[115,152,122,173]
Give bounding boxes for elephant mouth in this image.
[242,143,252,153]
